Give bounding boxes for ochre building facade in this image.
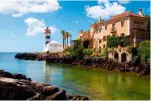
[78,9,149,62]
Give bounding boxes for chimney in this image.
[98,16,103,23]
[138,8,143,16]
[79,29,83,33]
[78,30,83,37]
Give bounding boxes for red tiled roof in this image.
[108,12,143,22]
[81,30,92,40]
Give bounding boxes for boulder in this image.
[13,73,31,81]
[0,77,87,100]
[0,78,35,100]
[0,71,13,78]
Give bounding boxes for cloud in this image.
[118,0,130,4]
[24,18,56,36]
[75,20,79,23]
[85,0,126,19]
[0,0,61,17]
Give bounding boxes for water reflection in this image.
[43,62,63,87]
[42,63,150,100]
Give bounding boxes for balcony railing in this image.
[110,27,117,33]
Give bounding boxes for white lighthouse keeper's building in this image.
[43,27,63,52]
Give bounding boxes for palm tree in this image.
[64,33,67,48]
[69,33,72,46]
[65,32,70,47]
[61,30,65,49]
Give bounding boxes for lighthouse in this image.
[44,27,51,51]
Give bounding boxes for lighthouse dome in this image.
[44,41,63,52]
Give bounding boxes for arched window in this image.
[99,46,101,52]
[114,52,119,60]
[121,52,127,62]
[99,40,102,43]
[103,44,105,48]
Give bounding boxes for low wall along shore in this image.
[15,53,150,76]
[0,69,88,100]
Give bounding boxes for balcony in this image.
[110,27,117,33]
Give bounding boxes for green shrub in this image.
[126,45,132,53]
[83,49,93,56]
[69,47,84,59]
[133,56,139,63]
[138,40,150,63]
[103,48,108,59]
[64,47,72,52]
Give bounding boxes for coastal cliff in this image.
[0,70,88,100]
[15,53,150,76]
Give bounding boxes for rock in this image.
[0,78,35,100]
[0,77,88,100]
[43,86,59,97]
[13,73,31,81]
[45,89,66,100]
[67,95,89,100]
[0,70,31,81]
[0,71,13,78]
[15,53,150,76]
[0,70,89,100]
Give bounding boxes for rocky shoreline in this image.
[15,53,150,76]
[0,69,89,100]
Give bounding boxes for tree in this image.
[138,40,150,63]
[64,33,67,48]
[65,32,70,47]
[61,30,65,49]
[69,33,72,46]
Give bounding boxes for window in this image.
[105,25,107,30]
[103,36,106,41]
[99,40,101,43]
[121,21,124,27]
[103,44,105,48]
[121,33,125,36]
[134,21,137,24]
[107,35,110,39]
[99,46,101,52]
[112,23,115,28]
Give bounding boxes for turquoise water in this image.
[0,52,150,100]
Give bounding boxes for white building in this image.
[44,41,63,52]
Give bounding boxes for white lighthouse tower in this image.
[44,27,51,52]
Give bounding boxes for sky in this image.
[0,0,150,52]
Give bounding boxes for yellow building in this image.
[78,9,149,62]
